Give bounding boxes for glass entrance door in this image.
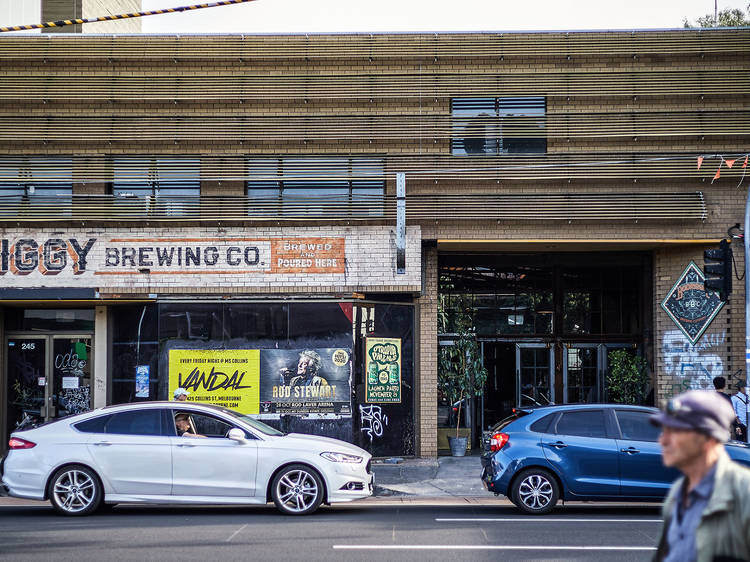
[562,343,635,404]
[5,335,92,430]
[6,336,47,432]
[515,343,554,407]
[51,336,92,418]
[563,344,600,403]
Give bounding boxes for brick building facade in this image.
[0,29,748,456]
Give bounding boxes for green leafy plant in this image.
[606,349,649,405]
[438,295,488,438]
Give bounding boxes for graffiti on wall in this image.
[359,404,388,442]
[663,329,725,396]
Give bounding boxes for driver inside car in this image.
[175,413,206,438]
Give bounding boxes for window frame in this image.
[451,97,547,156]
[245,156,385,217]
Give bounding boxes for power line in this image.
[0,0,258,33]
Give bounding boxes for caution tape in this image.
[0,0,258,33]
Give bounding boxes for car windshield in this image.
[211,407,285,436]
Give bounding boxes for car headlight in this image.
[320,452,363,463]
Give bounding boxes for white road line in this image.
[226,523,247,542]
[333,545,657,551]
[435,518,662,523]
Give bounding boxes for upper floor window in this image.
[111,158,200,216]
[246,156,384,217]
[0,157,73,210]
[451,97,546,155]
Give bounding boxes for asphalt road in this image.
[0,501,663,561]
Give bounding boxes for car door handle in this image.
[177,443,196,448]
[620,447,641,454]
[92,441,112,446]
[546,441,568,449]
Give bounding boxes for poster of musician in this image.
[260,348,352,415]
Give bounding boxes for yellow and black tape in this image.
[0,0,257,33]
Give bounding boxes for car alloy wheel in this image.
[511,468,559,515]
[49,465,102,516]
[271,464,324,515]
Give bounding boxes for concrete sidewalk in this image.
[371,453,491,497]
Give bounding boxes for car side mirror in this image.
[227,428,247,443]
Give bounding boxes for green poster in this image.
[365,337,401,403]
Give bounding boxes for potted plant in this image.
[438,295,488,456]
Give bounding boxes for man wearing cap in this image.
[173,387,189,401]
[651,390,750,562]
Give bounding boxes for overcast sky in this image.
[138,0,750,33]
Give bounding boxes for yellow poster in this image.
[168,349,260,414]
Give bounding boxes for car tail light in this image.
[489,432,509,452]
[8,437,36,449]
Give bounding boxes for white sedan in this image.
[1,402,373,516]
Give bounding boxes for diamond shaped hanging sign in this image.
[660,261,724,345]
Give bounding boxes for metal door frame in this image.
[5,333,93,421]
[560,343,637,404]
[515,343,555,407]
[562,343,602,404]
[599,343,636,402]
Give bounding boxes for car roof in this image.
[523,403,657,415]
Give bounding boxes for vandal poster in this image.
[259,348,352,415]
[168,349,260,414]
[364,338,402,403]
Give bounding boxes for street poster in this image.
[365,337,402,403]
[135,365,150,398]
[168,349,260,414]
[259,348,352,415]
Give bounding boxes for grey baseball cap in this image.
[173,387,190,398]
[650,389,736,442]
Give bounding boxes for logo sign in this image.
[365,337,402,403]
[168,349,260,414]
[660,261,725,345]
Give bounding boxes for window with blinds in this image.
[246,156,385,217]
[451,97,547,155]
[0,157,73,217]
[111,158,200,216]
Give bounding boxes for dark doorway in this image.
[479,342,516,431]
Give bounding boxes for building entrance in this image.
[479,340,639,432]
[5,334,93,432]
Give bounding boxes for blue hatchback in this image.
[480,404,750,514]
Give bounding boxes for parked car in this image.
[1,402,372,516]
[481,404,750,514]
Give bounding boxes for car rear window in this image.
[74,415,112,434]
[555,410,608,438]
[492,410,530,433]
[529,413,556,433]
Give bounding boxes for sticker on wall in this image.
[365,337,402,403]
[168,349,260,414]
[660,261,725,345]
[135,365,150,398]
